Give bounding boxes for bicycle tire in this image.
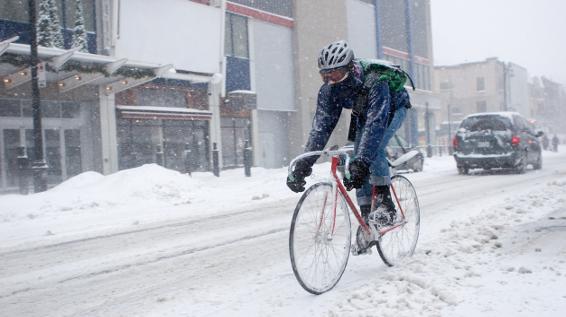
[376,175,420,266]
[289,182,351,294]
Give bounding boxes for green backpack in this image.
[347,59,415,142]
[358,58,415,93]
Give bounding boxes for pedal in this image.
[351,243,372,256]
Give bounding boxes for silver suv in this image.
[453,112,543,174]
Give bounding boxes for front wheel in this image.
[289,182,351,294]
[377,175,420,266]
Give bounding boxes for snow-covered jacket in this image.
[303,59,410,166]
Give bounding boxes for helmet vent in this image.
[317,40,354,70]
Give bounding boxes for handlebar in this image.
[288,149,353,180]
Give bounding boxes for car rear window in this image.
[460,116,512,131]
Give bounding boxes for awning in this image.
[117,105,212,121]
[0,36,214,94]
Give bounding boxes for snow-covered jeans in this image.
[354,106,407,207]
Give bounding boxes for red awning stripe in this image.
[226,2,294,28]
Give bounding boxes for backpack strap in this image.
[347,84,369,142]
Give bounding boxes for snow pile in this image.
[0,164,201,222]
[328,178,566,316]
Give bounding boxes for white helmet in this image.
[318,40,355,71]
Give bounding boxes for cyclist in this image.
[286,40,412,226]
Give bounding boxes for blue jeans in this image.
[354,107,407,206]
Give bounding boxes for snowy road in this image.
[1,152,566,316]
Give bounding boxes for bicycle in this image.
[288,148,420,294]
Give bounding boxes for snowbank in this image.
[328,178,566,316]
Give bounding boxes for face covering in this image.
[327,72,349,85]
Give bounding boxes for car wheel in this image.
[413,157,424,172]
[514,151,527,174]
[458,166,469,175]
[533,152,542,170]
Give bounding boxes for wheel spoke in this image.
[289,183,351,294]
[377,175,420,266]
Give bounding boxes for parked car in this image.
[386,134,424,172]
[452,112,543,174]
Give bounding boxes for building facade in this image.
[223,0,295,169]
[2,0,442,192]
[435,58,531,122]
[290,0,438,160]
[0,0,219,192]
[530,76,566,134]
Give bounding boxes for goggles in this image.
[319,67,349,85]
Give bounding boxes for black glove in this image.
[343,159,369,191]
[287,159,313,193]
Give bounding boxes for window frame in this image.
[225,13,249,59]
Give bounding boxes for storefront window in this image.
[2,129,21,187]
[221,117,251,168]
[163,120,210,172]
[43,101,61,118]
[64,129,81,177]
[45,129,62,183]
[0,0,29,23]
[0,99,21,117]
[62,102,81,118]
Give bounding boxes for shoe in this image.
[360,205,371,225]
[370,186,397,227]
[355,226,370,254]
[368,205,396,227]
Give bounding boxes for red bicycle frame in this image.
[329,156,406,237]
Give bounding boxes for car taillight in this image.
[452,136,459,150]
[511,136,520,145]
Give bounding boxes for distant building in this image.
[530,76,566,133]
[434,57,531,127]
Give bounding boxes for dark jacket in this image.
[304,59,410,166]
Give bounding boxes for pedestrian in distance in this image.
[552,135,559,152]
[542,134,549,151]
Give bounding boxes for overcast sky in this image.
[430,0,566,86]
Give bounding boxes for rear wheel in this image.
[376,175,420,266]
[514,151,527,174]
[458,165,469,175]
[289,182,351,294]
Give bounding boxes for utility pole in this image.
[404,0,418,146]
[28,0,48,192]
[447,104,453,155]
[503,62,508,111]
[374,0,384,59]
[425,102,432,157]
